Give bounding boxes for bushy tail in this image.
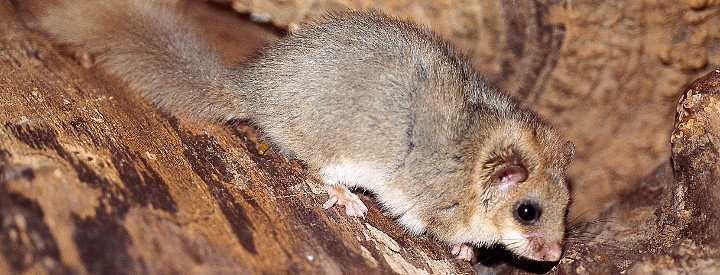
[38,0,244,121]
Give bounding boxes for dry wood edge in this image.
[551,69,720,274]
[0,2,475,274]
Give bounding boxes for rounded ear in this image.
[492,164,528,190]
[563,141,575,165]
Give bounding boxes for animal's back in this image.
[246,12,480,170]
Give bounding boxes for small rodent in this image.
[37,0,575,262]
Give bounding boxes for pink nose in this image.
[541,241,563,261]
[530,240,563,262]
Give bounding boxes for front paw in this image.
[322,184,368,217]
[451,243,475,261]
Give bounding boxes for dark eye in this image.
[514,201,542,224]
[440,202,459,212]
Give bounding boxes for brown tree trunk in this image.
[4,0,720,273]
[0,1,474,273]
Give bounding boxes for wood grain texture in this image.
[212,0,720,273]
[219,0,720,227]
[5,0,720,273]
[0,1,474,273]
[553,70,720,274]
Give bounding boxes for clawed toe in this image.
[323,184,368,217]
[451,244,475,261]
[322,196,339,209]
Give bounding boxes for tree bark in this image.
[0,1,474,274]
[214,0,720,273]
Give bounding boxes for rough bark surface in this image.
[551,69,720,274]
[0,1,474,274]
[215,0,720,273]
[3,0,720,273]
[220,0,720,223]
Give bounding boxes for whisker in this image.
[567,209,591,226]
[569,218,616,231]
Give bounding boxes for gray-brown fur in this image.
[38,0,574,262]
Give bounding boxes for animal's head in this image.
[422,118,574,262]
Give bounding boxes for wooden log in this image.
[552,70,720,274]
[5,0,720,273]
[0,1,474,273]
[219,0,720,228]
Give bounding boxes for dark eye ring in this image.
[514,201,542,224]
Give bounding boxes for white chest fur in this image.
[319,160,391,191]
[319,160,427,234]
